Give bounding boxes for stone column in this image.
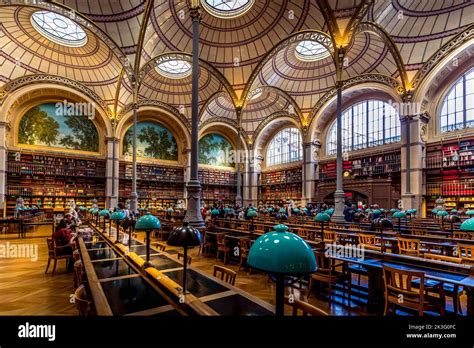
[183,6,204,228]
[0,122,8,212]
[105,137,119,209]
[400,111,429,215]
[182,148,191,209]
[302,140,321,204]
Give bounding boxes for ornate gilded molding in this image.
[199,116,238,132]
[356,21,408,92]
[411,24,474,90]
[0,74,112,117]
[118,99,190,129]
[242,30,335,102]
[309,73,400,120]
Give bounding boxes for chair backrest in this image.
[457,244,474,263]
[213,265,236,286]
[298,228,308,239]
[314,251,331,274]
[216,233,226,246]
[411,229,425,236]
[424,253,463,264]
[46,238,56,256]
[454,231,471,240]
[359,233,376,246]
[255,224,264,232]
[284,297,329,316]
[397,237,420,257]
[74,284,91,316]
[177,252,192,265]
[323,230,335,243]
[155,242,166,251]
[382,265,425,316]
[239,238,251,254]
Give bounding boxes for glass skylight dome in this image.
[156,60,192,79]
[31,11,88,47]
[201,0,254,18]
[295,40,331,62]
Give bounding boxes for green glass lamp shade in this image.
[303,208,308,212]
[224,207,230,213]
[99,209,109,217]
[79,206,87,211]
[389,208,398,213]
[167,222,202,247]
[315,212,331,223]
[432,209,439,214]
[247,209,258,218]
[293,208,300,214]
[466,210,474,216]
[135,212,161,230]
[450,209,458,214]
[91,208,99,215]
[268,208,274,213]
[372,209,382,217]
[437,210,449,217]
[460,218,474,232]
[247,224,316,275]
[393,211,406,218]
[407,209,417,214]
[324,208,334,216]
[167,208,174,213]
[279,208,286,214]
[211,209,220,216]
[380,208,385,213]
[89,208,95,213]
[372,217,393,229]
[110,211,126,220]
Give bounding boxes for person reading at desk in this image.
[53,219,75,270]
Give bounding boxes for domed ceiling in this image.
[0,0,472,141]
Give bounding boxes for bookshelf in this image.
[199,167,237,205]
[425,138,474,211]
[119,162,185,208]
[6,151,106,216]
[260,167,302,204]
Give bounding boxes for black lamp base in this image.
[142,261,154,268]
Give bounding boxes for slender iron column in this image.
[236,107,243,207]
[184,6,204,228]
[333,80,345,221]
[130,87,139,215]
[405,116,411,194]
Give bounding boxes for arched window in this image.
[326,100,400,156]
[440,69,474,133]
[266,128,302,166]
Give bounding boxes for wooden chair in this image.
[213,265,236,286]
[255,224,264,233]
[238,238,251,271]
[74,260,84,289]
[284,296,329,316]
[397,237,421,257]
[457,244,474,264]
[155,242,166,252]
[177,252,192,265]
[74,284,91,316]
[308,251,351,303]
[45,238,73,276]
[216,233,231,264]
[298,228,309,240]
[198,230,213,256]
[358,233,381,251]
[412,229,426,236]
[349,223,360,231]
[453,231,471,240]
[423,253,464,314]
[383,265,445,316]
[323,230,336,244]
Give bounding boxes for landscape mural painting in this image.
[199,133,234,168]
[18,103,99,152]
[123,121,178,161]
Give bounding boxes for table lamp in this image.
[431,208,439,219]
[392,211,406,233]
[110,211,126,244]
[324,208,334,216]
[460,218,474,236]
[277,208,287,222]
[407,208,417,221]
[166,207,174,220]
[247,224,316,316]
[315,212,331,241]
[444,214,461,237]
[450,209,458,214]
[466,210,474,217]
[372,217,393,255]
[437,210,449,230]
[135,212,161,268]
[247,209,258,232]
[372,209,382,219]
[99,209,109,231]
[167,222,202,294]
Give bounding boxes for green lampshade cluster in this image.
[211,209,220,216]
[324,208,334,216]
[279,208,286,214]
[247,209,258,218]
[389,208,398,213]
[79,206,87,211]
[99,209,109,217]
[466,210,474,216]
[393,211,406,219]
[437,210,449,217]
[268,207,274,213]
[293,208,300,214]
[247,224,316,275]
[110,211,126,220]
[460,218,474,232]
[432,208,439,214]
[407,209,417,214]
[135,212,161,230]
[372,209,382,218]
[315,212,331,223]
[167,207,174,213]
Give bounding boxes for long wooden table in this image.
[82,222,274,316]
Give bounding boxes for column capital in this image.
[190,6,202,21]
